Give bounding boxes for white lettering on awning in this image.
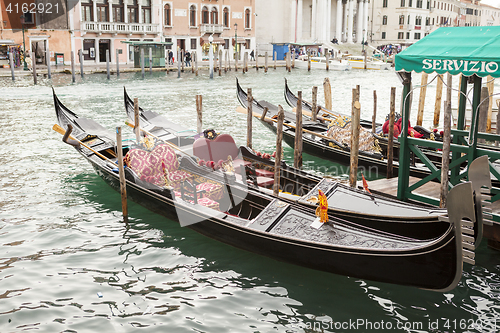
[421,59,499,73]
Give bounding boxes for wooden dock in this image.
[359,176,500,250]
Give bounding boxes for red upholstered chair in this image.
[193,134,251,173]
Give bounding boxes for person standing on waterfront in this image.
[168,50,173,65]
[250,50,255,61]
[185,51,191,67]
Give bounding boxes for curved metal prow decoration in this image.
[437,182,476,292]
[62,124,81,148]
[469,155,492,248]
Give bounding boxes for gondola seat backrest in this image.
[193,134,250,172]
[124,143,191,185]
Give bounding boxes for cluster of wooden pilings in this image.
[11,48,290,84]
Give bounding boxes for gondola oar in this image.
[52,123,110,161]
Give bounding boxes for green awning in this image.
[395,26,500,78]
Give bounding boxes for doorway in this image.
[99,39,110,62]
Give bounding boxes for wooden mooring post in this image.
[244,52,248,72]
[372,90,377,133]
[307,54,311,71]
[149,47,153,75]
[106,49,110,80]
[177,50,181,78]
[134,98,141,143]
[324,78,332,111]
[71,50,75,83]
[311,86,318,122]
[292,50,295,68]
[247,88,253,149]
[274,106,285,197]
[79,49,84,79]
[116,49,120,77]
[32,51,37,85]
[219,50,222,76]
[116,126,128,223]
[46,46,51,79]
[349,86,361,188]
[433,74,443,127]
[9,52,15,81]
[196,95,202,133]
[416,72,428,126]
[235,51,238,72]
[487,75,495,132]
[265,51,268,72]
[256,52,259,71]
[387,87,396,178]
[274,51,277,70]
[195,52,198,76]
[141,48,145,79]
[325,52,329,71]
[440,101,452,208]
[181,49,185,72]
[294,91,303,169]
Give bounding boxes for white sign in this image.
[422,59,499,73]
[232,12,242,19]
[175,9,187,17]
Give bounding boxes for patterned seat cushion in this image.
[125,144,180,177]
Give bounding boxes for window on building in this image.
[96,0,109,22]
[409,0,412,7]
[223,7,229,27]
[245,8,251,28]
[142,0,151,24]
[400,0,405,7]
[417,0,422,8]
[398,32,404,39]
[165,37,172,49]
[383,0,388,7]
[415,16,422,25]
[406,32,410,39]
[113,0,124,22]
[202,6,209,24]
[128,0,138,23]
[164,3,171,26]
[382,32,386,39]
[415,32,421,39]
[408,15,410,24]
[426,17,430,25]
[245,39,250,49]
[211,7,218,24]
[399,15,404,24]
[382,15,387,25]
[224,39,229,49]
[82,0,93,21]
[427,0,430,9]
[190,5,196,26]
[191,38,197,50]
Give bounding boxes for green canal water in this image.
[1,68,500,332]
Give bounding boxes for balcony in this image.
[81,21,160,35]
[200,24,224,34]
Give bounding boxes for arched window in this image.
[223,7,229,27]
[245,8,250,29]
[164,3,171,26]
[189,5,196,26]
[202,6,209,24]
[211,7,218,24]
[399,15,404,24]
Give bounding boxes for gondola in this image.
[53,89,476,291]
[237,79,440,179]
[124,88,489,243]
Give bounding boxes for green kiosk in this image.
[394,26,500,247]
[122,41,173,68]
